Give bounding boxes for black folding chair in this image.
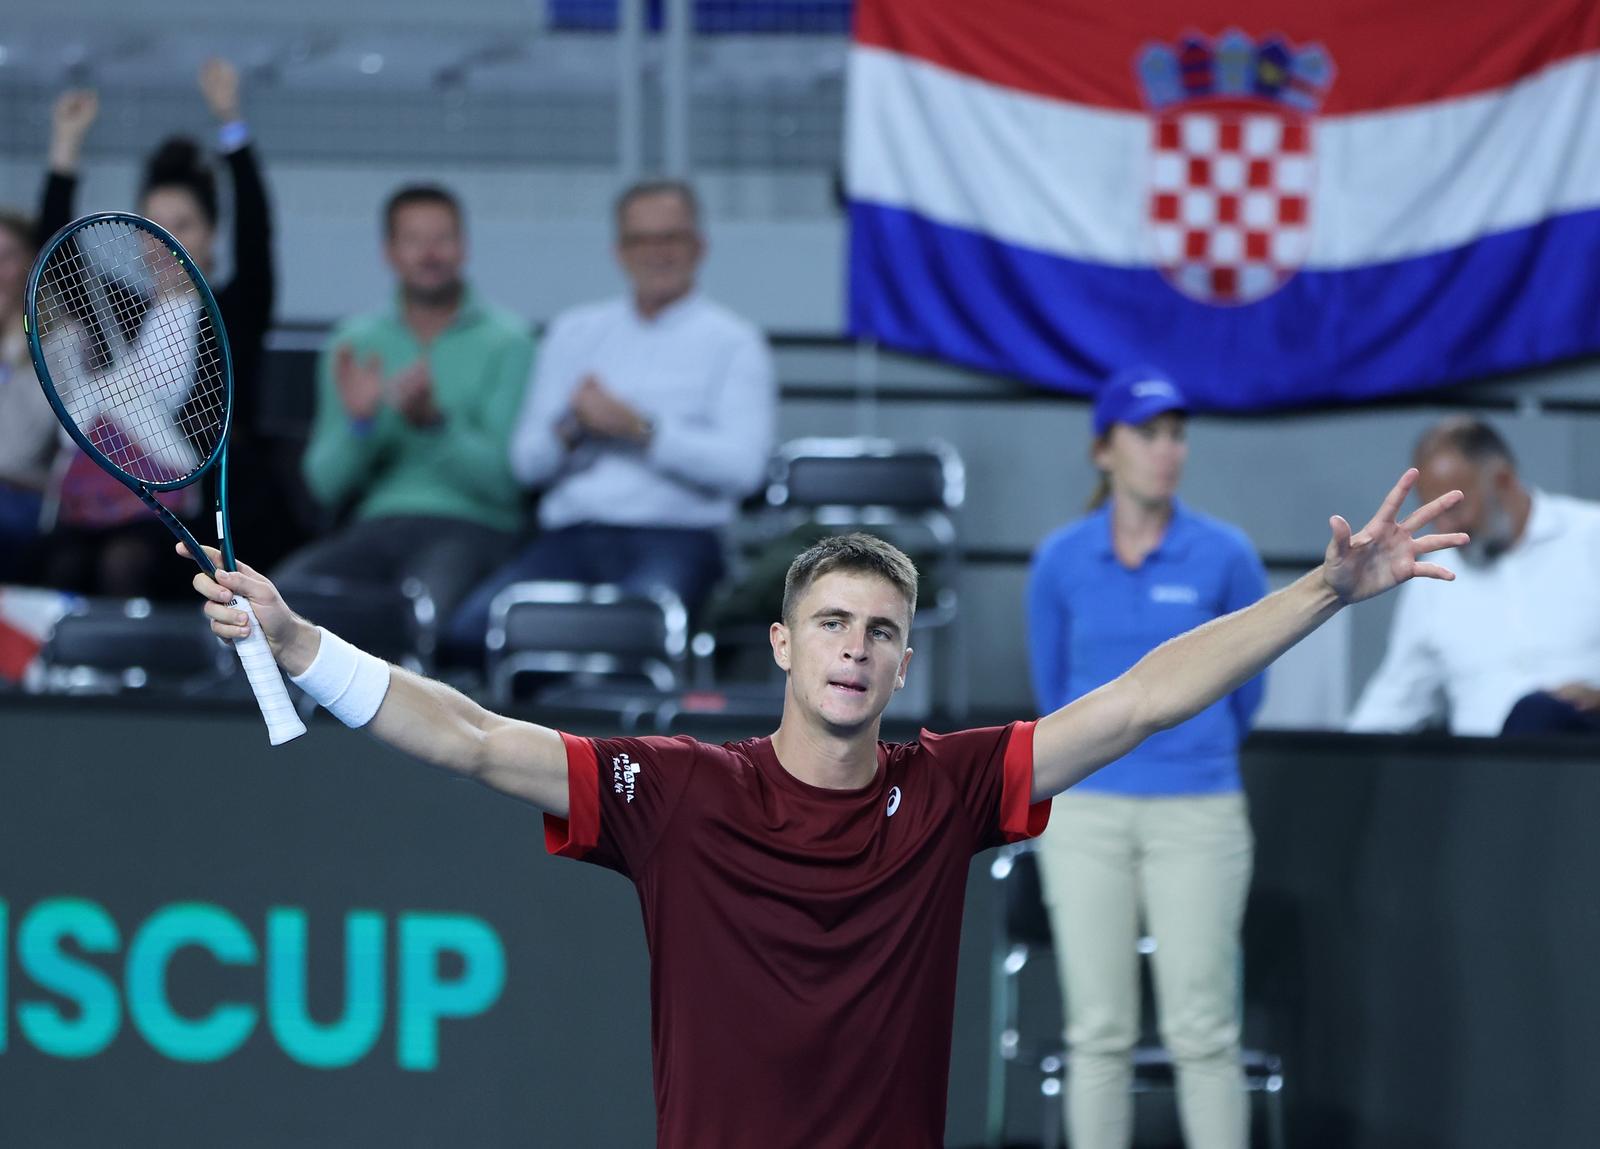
[485,581,688,731]
[33,597,232,697]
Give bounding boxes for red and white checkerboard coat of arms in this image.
[1148,106,1313,305]
[1138,33,1333,306]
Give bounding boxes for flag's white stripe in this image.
[846,45,1600,270]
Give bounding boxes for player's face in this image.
[1417,449,1512,564]
[617,192,703,312]
[1097,412,1188,505]
[141,187,216,274]
[771,570,914,736]
[386,202,466,304]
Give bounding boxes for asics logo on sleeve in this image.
[886,786,902,817]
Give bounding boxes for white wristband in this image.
[289,627,391,729]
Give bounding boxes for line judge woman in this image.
[1028,366,1268,1149]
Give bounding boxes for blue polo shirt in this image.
[1027,500,1269,796]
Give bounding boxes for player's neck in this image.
[769,717,881,791]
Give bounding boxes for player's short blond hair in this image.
[781,533,919,625]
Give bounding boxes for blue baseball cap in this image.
[1092,365,1189,437]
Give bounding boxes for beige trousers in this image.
[1036,791,1254,1149]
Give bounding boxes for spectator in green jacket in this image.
[278,184,534,621]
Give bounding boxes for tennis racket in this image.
[24,211,306,745]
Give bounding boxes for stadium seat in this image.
[275,575,438,673]
[31,597,232,697]
[485,581,688,728]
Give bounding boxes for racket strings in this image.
[35,219,227,485]
[77,223,225,474]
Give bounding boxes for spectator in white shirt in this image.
[1348,416,1600,736]
[447,179,776,654]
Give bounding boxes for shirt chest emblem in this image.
[1150,584,1200,605]
[886,786,902,818]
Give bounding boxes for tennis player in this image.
[183,469,1464,1148]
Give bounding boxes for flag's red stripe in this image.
[855,0,1600,116]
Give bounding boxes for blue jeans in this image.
[1501,691,1600,736]
[446,524,726,658]
[0,486,44,582]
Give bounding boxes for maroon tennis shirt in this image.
[543,721,1051,1149]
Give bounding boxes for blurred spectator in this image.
[276,185,534,621]
[1028,367,1267,1149]
[30,61,281,595]
[1348,416,1600,736]
[0,211,58,581]
[448,179,775,655]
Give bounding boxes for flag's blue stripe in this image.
[847,200,1600,410]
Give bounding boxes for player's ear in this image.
[895,646,913,691]
[769,621,791,672]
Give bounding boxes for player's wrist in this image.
[276,616,323,678]
[1307,565,1349,611]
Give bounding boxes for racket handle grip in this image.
[232,597,307,745]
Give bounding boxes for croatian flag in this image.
[0,587,76,683]
[845,0,1600,410]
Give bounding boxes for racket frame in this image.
[24,211,239,576]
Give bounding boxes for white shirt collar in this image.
[631,288,701,328]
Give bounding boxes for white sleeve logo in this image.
[612,753,641,803]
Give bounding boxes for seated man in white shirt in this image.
[1348,416,1600,736]
[447,179,776,654]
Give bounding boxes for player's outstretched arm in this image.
[183,543,570,814]
[1028,468,1469,802]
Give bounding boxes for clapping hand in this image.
[391,360,444,428]
[333,345,384,422]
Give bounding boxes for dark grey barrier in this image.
[1237,731,1600,1149]
[0,701,660,1148]
[1,697,1595,1148]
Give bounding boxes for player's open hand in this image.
[180,543,317,673]
[1321,468,1470,605]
